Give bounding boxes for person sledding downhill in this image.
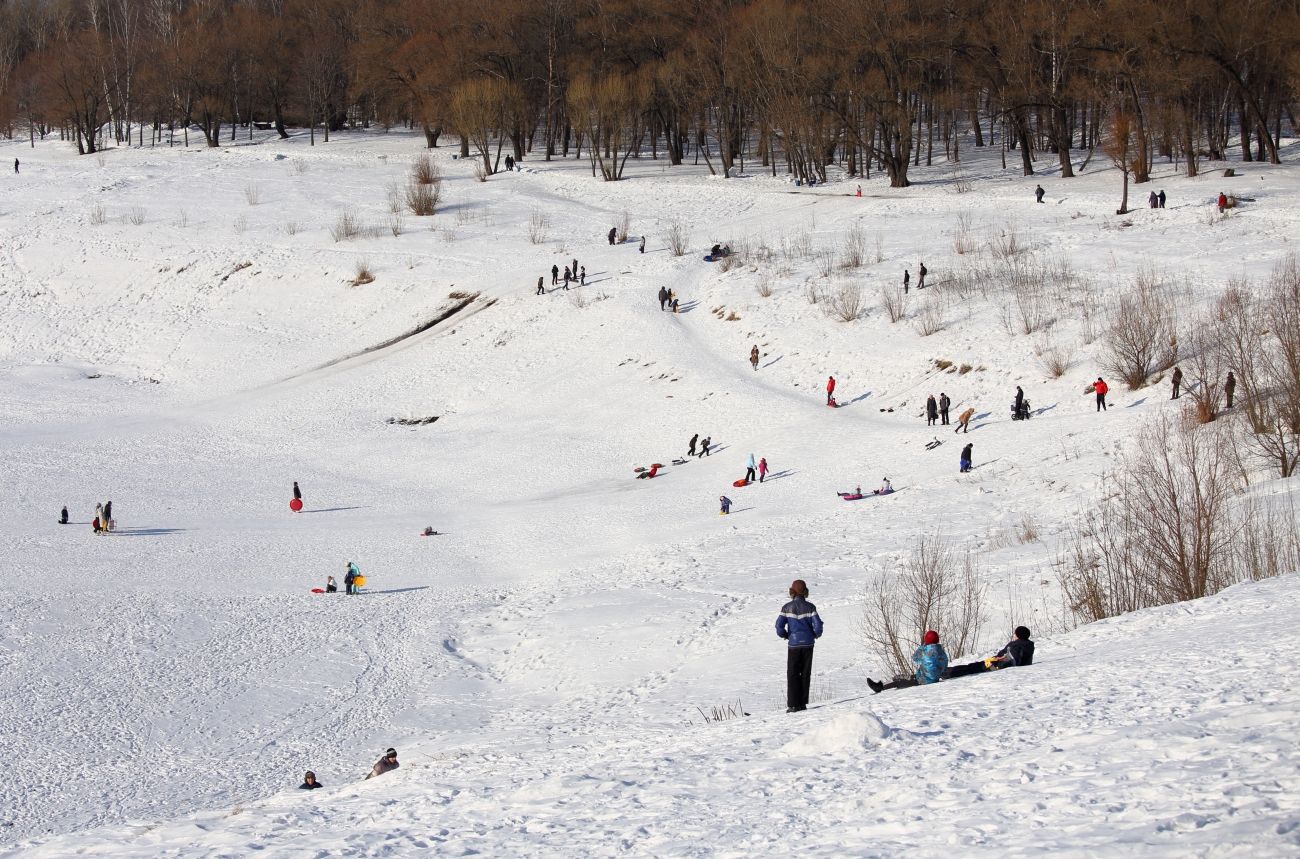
[867,630,948,693]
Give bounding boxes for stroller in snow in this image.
[1011,399,1032,421]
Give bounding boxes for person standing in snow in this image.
[639,236,645,253]
[750,345,760,371]
[955,407,974,433]
[1093,377,1109,411]
[745,453,757,484]
[1217,192,1228,213]
[758,457,769,483]
[551,264,559,285]
[1014,386,1025,419]
[719,495,732,515]
[699,436,712,457]
[688,433,699,457]
[960,442,973,473]
[344,562,359,595]
[1148,190,1158,208]
[12,159,17,174]
[366,748,399,779]
[1035,185,1045,203]
[826,375,836,406]
[867,630,948,693]
[103,500,112,525]
[925,394,938,426]
[1171,366,1183,399]
[294,481,302,504]
[939,393,951,425]
[95,502,104,527]
[903,269,910,294]
[537,276,545,295]
[918,262,928,289]
[608,226,617,245]
[299,770,323,789]
[1158,189,1167,208]
[776,579,823,713]
[580,267,586,286]
[1225,370,1236,408]
[658,286,669,311]
[945,626,1034,679]
[571,258,578,280]
[60,506,69,524]
[856,184,862,197]
[563,266,572,290]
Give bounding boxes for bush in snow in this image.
[1101,267,1178,389]
[827,282,864,322]
[665,221,688,257]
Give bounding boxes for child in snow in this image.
[366,748,399,779]
[776,579,824,712]
[344,562,360,595]
[955,407,974,433]
[688,433,699,457]
[580,267,586,285]
[1035,185,1045,203]
[945,627,1034,679]
[608,226,618,245]
[700,437,712,457]
[750,345,760,371]
[826,375,836,405]
[639,236,646,253]
[293,481,302,502]
[92,517,102,534]
[874,477,893,495]
[299,770,322,789]
[326,576,338,593]
[719,495,732,515]
[867,630,948,693]
[536,276,545,295]
[959,443,973,472]
[758,457,769,482]
[1093,377,1109,411]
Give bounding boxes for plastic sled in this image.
[671,458,688,466]
[703,254,716,262]
[839,493,865,501]
[311,587,325,594]
[290,498,303,512]
[733,478,750,487]
[354,575,367,588]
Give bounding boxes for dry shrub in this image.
[1101,267,1177,388]
[617,210,630,244]
[1035,336,1074,378]
[805,282,822,305]
[331,209,361,242]
[814,249,836,278]
[726,310,740,321]
[90,204,107,225]
[352,258,375,285]
[472,160,487,182]
[841,225,866,269]
[386,212,404,237]
[411,154,441,185]
[244,183,261,205]
[880,284,907,323]
[913,298,945,336]
[827,283,864,322]
[757,279,774,298]
[283,220,302,236]
[666,221,688,256]
[952,213,975,255]
[860,533,986,677]
[127,206,146,226]
[406,182,439,216]
[528,208,550,244]
[958,364,972,374]
[989,223,1026,259]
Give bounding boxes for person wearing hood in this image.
[366,748,399,779]
[299,771,322,789]
[867,630,948,693]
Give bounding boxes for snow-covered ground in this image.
[1,129,1298,856]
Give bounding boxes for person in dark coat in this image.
[1158,189,1167,208]
[103,500,112,523]
[699,436,712,457]
[639,236,646,253]
[563,267,571,290]
[1035,185,1045,203]
[580,266,586,285]
[658,286,669,310]
[960,442,973,473]
[344,562,358,596]
[688,433,699,457]
[537,276,545,295]
[299,771,322,789]
[1148,190,1158,208]
[60,506,69,524]
[939,393,951,425]
[608,226,617,245]
[551,264,559,285]
[903,269,910,293]
[776,579,823,713]
[1225,371,1236,408]
[750,345,760,371]
[1014,385,1026,420]
[293,481,302,502]
[571,259,578,281]
[925,395,938,426]
[366,748,399,779]
[1171,366,1183,399]
[945,626,1034,679]
[12,159,17,174]
[918,262,928,288]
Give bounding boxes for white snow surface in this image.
[2,130,1299,856]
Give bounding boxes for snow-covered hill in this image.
[1,130,1297,856]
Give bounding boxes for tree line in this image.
[1,0,1297,184]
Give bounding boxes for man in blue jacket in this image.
[776,579,824,713]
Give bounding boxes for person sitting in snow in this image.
[299,770,323,789]
[945,626,1034,679]
[874,477,893,495]
[867,630,948,693]
[326,576,338,593]
[366,748,399,779]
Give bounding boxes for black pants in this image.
[787,646,814,711]
[941,410,949,425]
[1096,393,1107,411]
[1227,390,1234,408]
[927,415,936,425]
[945,660,990,679]
[880,677,919,691]
[688,443,696,456]
[1172,383,1180,399]
[745,467,756,482]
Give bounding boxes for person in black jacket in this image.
[608,226,617,245]
[658,286,669,310]
[926,394,938,426]
[551,264,559,285]
[776,579,824,712]
[1171,366,1183,399]
[293,481,302,502]
[939,393,951,425]
[104,500,112,523]
[299,771,322,789]
[1225,371,1236,408]
[1014,386,1025,420]
[960,442,973,472]
[536,276,545,295]
[945,626,1034,679]
[687,433,699,457]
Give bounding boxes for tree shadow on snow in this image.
[303,506,368,514]
[974,411,992,421]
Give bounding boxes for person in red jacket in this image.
[826,375,836,405]
[1094,377,1109,411]
[1217,192,1228,213]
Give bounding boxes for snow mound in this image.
[780,711,890,756]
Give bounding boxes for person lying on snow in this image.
[367,748,399,779]
[945,626,1034,679]
[867,630,948,693]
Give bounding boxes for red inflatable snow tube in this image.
[290,498,303,512]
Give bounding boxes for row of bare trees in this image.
[1,0,1298,178]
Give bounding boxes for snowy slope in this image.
[1,129,1298,855]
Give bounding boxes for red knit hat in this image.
[922,630,940,645]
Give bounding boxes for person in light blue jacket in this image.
[776,579,824,712]
[867,630,949,693]
[745,453,757,483]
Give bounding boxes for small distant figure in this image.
[699,436,712,457]
[344,561,360,595]
[504,154,514,171]
[1217,192,1228,214]
[104,500,112,523]
[326,575,338,593]
[918,262,927,289]
[826,375,836,406]
[421,526,439,536]
[1094,377,1109,411]
[855,184,862,197]
[95,502,104,526]
[92,517,102,534]
[1158,189,1166,208]
[744,452,757,483]
[608,226,617,245]
[300,770,322,789]
[13,159,18,174]
[658,286,669,311]
[366,748,399,779]
[293,481,302,502]
[551,264,559,285]
[903,269,910,294]
[572,258,578,279]
[874,477,893,495]
[925,394,938,426]
[59,506,69,524]
[750,345,760,371]
[688,433,699,457]
[1148,190,1158,209]
[579,266,586,286]
[939,392,950,425]
[955,407,974,433]
[671,294,680,313]
[1171,366,1183,399]
[563,266,572,289]
[639,236,646,253]
[758,457,769,483]
[536,276,545,295]
[1225,370,1236,408]
[1035,184,1045,203]
[719,495,732,515]
[959,442,973,473]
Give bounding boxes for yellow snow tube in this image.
[354,575,367,588]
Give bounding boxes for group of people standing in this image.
[540,259,585,294]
